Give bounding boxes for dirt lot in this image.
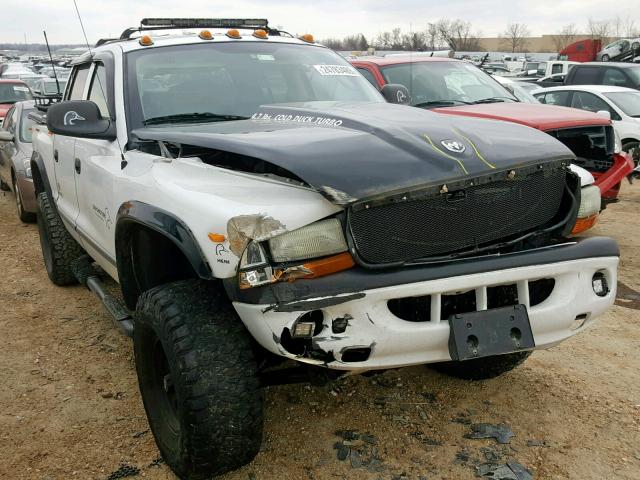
[0,185,639,480]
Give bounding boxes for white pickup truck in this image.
[29,18,618,480]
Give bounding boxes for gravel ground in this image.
[0,184,639,480]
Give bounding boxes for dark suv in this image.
[564,62,640,90]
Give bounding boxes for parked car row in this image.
[0,18,629,480]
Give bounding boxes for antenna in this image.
[43,31,61,95]
[72,0,127,166]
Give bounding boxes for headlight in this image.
[23,159,32,178]
[238,218,354,290]
[578,185,600,218]
[268,218,348,262]
[572,185,600,235]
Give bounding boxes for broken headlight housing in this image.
[238,218,353,289]
[268,218,348,262]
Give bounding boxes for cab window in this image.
[571,67,601,85]
[571,91,621,120]
[67,63,91,100]
[602,68,629,88]
[551,63,563,75]
[87,63,110,118]
[538,91,571,106]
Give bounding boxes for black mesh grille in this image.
[349,168,567,265]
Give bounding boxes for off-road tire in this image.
[134,279,264,480]
[431,351,532,380]
[13,174,35,223]
[36,191,84,286]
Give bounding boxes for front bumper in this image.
[231,237,618,371]
[592,152,634,200]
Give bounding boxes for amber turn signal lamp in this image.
[139,35,154,46]
[199,30,213,40]
[299,33,315,43]
[571,215,598,235]
[253,29,268,39]
[299,252,355,279]
[208,233,226,242]
[226,29,241,39]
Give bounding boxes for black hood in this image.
[132,102,575,202]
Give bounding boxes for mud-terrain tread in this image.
[134,279,263,480]
[36,192,84,286]
[431,351,532,380]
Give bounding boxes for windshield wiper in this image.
[143,112,248,126]
[470,97,516,104]
[414,99,473,108]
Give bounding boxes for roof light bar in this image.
[141,18,268,29]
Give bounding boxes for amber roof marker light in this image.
[226,29,242,39]
[199,30,213,40]
[253,29,268,39]
[299,34,315,43]
[139,35,154,46]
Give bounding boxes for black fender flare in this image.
[115,201,212,280]
[30,150,54,199]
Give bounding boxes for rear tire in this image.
[431,351,532,380]
[134,279,264,480]
[36,191,84,285]
[13,175,35,223]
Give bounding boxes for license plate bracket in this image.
[448,305,535,361]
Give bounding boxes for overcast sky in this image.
[2,0,639,44]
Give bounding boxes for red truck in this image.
[350,56,633,203]
[0,79,33,121]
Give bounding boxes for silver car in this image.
[0,100,37,222]
[597,38,640,61]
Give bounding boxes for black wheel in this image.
[431,351,532,380]
[134,279,264,480]
[601,54,610,62]
[12,174,35,223]
[623,141,640,167]
[36,191,84,286]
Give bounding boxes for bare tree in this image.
[436,19,482,52]
[587,17,612,43]
[551,24,578,52]
[425,22,439,50]
[623,18,638,38]
[500,23,530,53]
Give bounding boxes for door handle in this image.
[74,158,81,174]
[54,150,58,162]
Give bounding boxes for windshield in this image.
[380,61,517,107]
[535,62,548,77]
[0,83,32,104]
[19,108,35,143]
[604,91,640,117]
[126,42,383,127]
[42,80,67,95]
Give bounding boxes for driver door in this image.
[53,62,91,227]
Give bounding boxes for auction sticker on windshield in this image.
[313,64,359,76]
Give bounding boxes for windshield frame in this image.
[124,40,384,132]
[379,60,517,107]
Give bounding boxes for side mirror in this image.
[380,84,411,105]
[596,110,612,120]
[0,130,14,142]
[47,100,116,140]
